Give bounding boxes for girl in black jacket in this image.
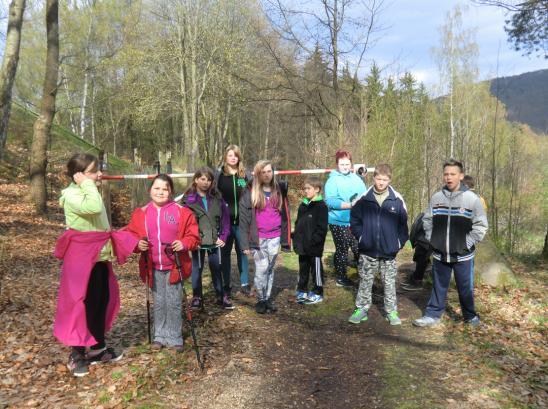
[293,177,328,304]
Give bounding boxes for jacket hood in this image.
[442,183,468,197]
[328,170,353,179]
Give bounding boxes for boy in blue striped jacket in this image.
[413,159,488,327]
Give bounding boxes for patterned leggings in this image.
[329,224,359,278]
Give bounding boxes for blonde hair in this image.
[251,160,282,211]
[222,144,246,178]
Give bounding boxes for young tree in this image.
[29,0,58,214]
[0,0,26,159]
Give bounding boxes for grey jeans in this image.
[355,255,398,314]
[252,237,281,301]
[152,269,183,346]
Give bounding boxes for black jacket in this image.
[292,199,328,257]
[214,167,252,225]
[239,181,291,251]
[409,212,429,249]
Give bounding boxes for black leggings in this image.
[329,224,359,278]
[80,262,110,352]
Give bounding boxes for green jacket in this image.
[59,179,112,261]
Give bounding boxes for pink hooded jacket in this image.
[52,229,138,347]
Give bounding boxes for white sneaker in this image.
[412,316,440,327]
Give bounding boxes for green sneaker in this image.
[386,311,401,325]
[348,308,368,324]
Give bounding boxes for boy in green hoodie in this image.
[293,177,329,304]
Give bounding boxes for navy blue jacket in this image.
[350,186,409,260]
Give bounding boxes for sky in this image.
[360,0,547,93]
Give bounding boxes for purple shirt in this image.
[255,193,282,239]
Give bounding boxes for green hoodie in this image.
[59,179,112,261]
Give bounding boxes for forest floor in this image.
[0,180,546,409]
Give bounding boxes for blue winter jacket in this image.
[324,170,366,226]
[350,186,409,259]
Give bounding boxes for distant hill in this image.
[489,69,548,135]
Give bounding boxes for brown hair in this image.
[304,176,323,191]
[373,164,392,178]
[186,167,220,197]
[443,159,464,173]
[150,174,174,194]
[66,153,98,182]
[221,144,246,178]
[463,175,475,189]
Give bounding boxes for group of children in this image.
[54,149,486,378]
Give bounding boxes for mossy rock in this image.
[474,239,517,287]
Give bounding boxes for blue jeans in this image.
[425,258,476,320]
[221,225,249,290]
[191,249,223,299]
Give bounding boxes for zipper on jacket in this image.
[233,175,237,225]
[446,193,451,263]
[157,207,163,270]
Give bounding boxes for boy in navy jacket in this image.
[348,164,408,325]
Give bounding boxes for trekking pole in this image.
[173,250,205,371]
[142,239,152,344]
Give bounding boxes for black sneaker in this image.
[336,277,354,287]
[240,284,252,297]
[87,347,123,365]
[67,351,89,377]
[266,298,277,313]
[255,300,267,314]
[223,295,235,310]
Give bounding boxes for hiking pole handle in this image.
[173,250,205,371]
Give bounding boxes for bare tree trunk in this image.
[29,0,58,214]
[0,0,26,159]
[543,229,548,260]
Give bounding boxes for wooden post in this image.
[99,150,112,225]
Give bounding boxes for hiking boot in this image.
[255,300,267,314]
[401,281,423,291]
[67,351,89,377]
[336,276,354,288]
[465,316,481,327]
[223,295,235,310]
[87,347,123,365]
[151,341,163,350]
[348,308,368,324]
[266,298,278,313]
[412,316,440,327]
[191,296,203,310]
[304,293,323,305]
[296,291,308,304]
[386,311,402,325]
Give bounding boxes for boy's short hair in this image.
[443,159,464,173]
[463,175,475,189]
[304,176,323,191]
[373,164,392,178]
